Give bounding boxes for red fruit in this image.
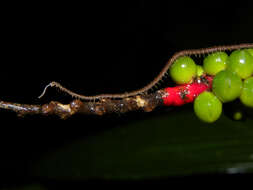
[163,76,213,106]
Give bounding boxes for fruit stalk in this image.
[162,75,213,106]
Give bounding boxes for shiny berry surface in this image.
[212,70,242,103]
[170,56,197,84]
[227,50,253,79]
[203,52,228,75]
[194,91,222,123]
[240,77,253,108]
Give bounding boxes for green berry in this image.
[203,52,228,75]
[233,111,243,121]
[223,101,245,121]
[227,50,253,79]
[240,77,253,108]
[196,65,204,77]
[247,48,253,57]
[194,91,222,123]
[170,56,197,84]
[212,70,242,103]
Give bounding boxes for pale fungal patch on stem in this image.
[135,96,147,107]
[57,103,72,113]
[160,90,169,99]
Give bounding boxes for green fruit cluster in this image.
[170,49,253,123]
[211,49,253,107]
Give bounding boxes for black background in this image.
[0,1,253,188]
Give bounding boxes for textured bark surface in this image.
[0,91,164,119]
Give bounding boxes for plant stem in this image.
[0,76,213,119]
